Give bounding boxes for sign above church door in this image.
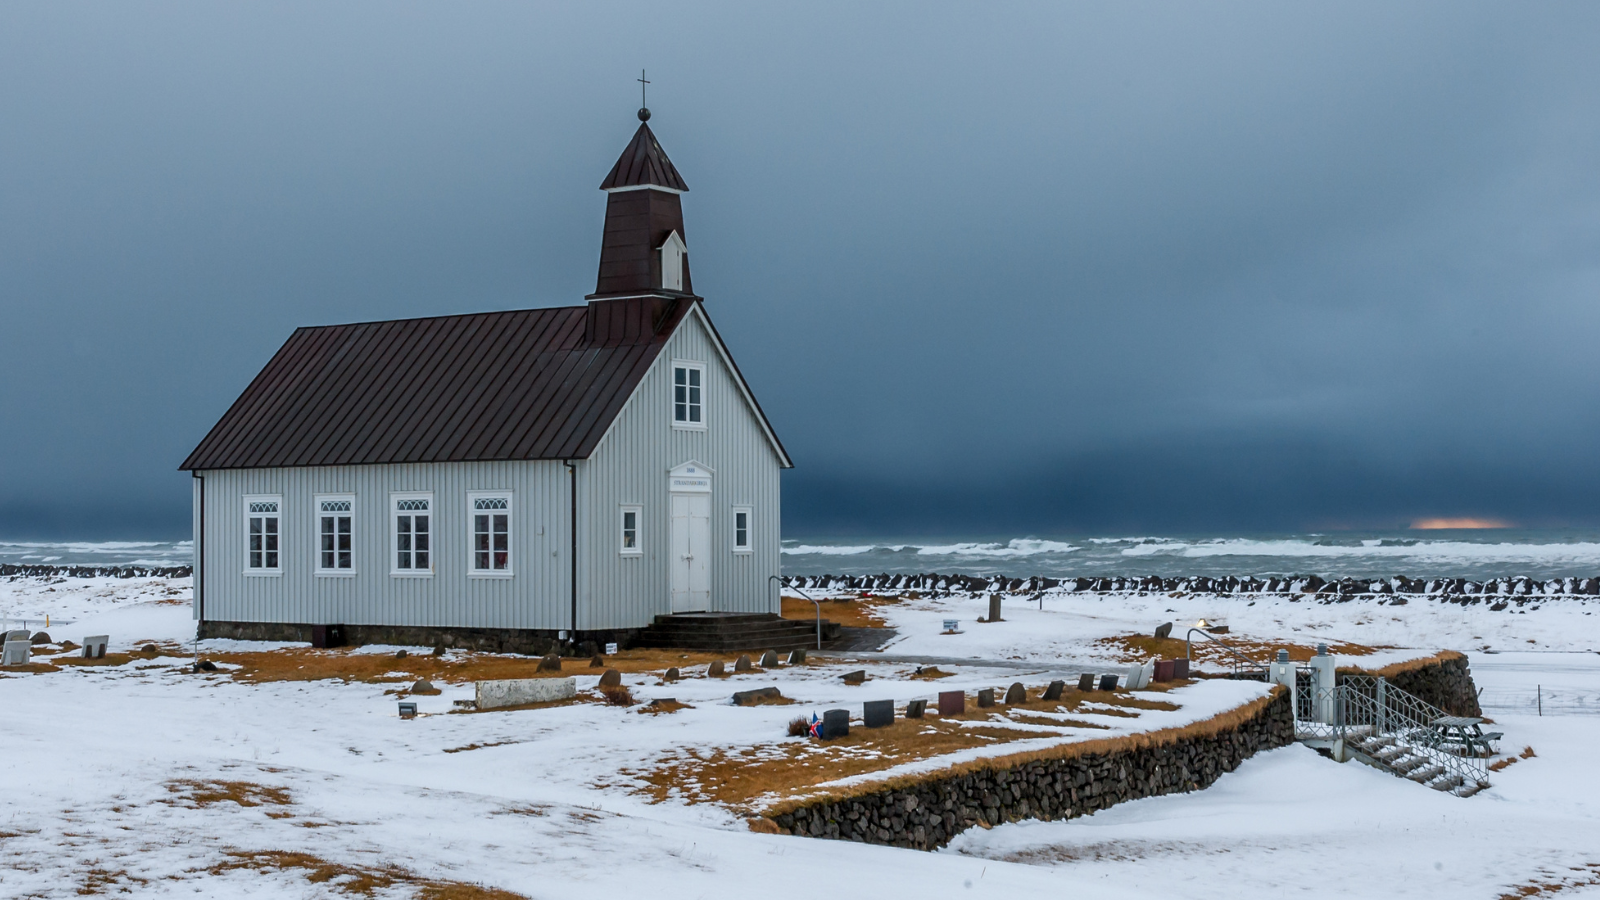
[668,461,713,493]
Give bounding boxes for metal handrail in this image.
[1185,627,1264,674]
[772,575,823,650]
[1296,677,1487,793]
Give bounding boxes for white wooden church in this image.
[180,111,793,652]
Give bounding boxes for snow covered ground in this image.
[3,575,1598,899]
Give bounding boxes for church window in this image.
[316,495,354,573]
[620,506,642,555]
[732,507,751,552]
[245,496,281,573]
[392,493,432,575]
[672,361,704,428]
[469,493,512,575]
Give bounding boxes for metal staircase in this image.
[1295,674,1489,797]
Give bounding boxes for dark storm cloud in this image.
[1,2,1598,538]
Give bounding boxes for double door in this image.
[669,493,710,612]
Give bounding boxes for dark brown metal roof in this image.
[180,300,696,471]
[598,123,689,192]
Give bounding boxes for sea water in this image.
[10,530,1600,580]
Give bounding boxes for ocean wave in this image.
[1119,538,1600,563]
[781,544,882,556]
[914,539,1079,558]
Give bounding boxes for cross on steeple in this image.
[637,70,651,121]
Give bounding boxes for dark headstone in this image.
[30,632,51,645]
[1154,659,1176,682]
[397,702,417,719]
[977,688,995,708]
[1172,657,1190,679]
[1003,682,1027,704]
[787,649,807,665]
[1043,680,1065,701]
[537,654,562,672]
[938,690,965,716]
[905,699,927,719]
[987,594,1003,623]
[734,654,753,673]
[707,660,726,678]
[1210,625,1230,634]
[411,679,440,695]
[863,699,894,728]
[1098,673,1118,691]
[842,670,866,685]
[733,686,783,706]
[589,655,605,668]
[760,650,780,668]
[1154,622,1173,640]
[141,644,158,654]
[394,650,408,659]
[1077,673,1096,692]
[431,645,445,657]
[193,660,217,672]
[598,669,622,688]
[663,667,681,681]
[822,708,850,740]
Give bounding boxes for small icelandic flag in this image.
[807,713,823,738]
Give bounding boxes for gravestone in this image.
[4,630,28,644]
[537,654,562,672]
[942,619,961,633]
[707,660,726,678]
[82,635,109,660]
[1154,622,1173,640]
[397,702,418,719]
[1003,682,1027,704]
[605,642,618,655]
[1098,673,1118,691]
[410,679,440,695]
[598,669,622,688]
[821,708,850,740]
[1077,673,1097,692]
[987,594,1003,623]
[842,670,866,685]
[2,641,30,666]
[937,690,965,716]
[1153,659,1176,682]
[733,687,783,706]
[476,677,576,709]
[394,649,409,659]
[663,667,681,682]
[734,654,754,673]
[30,632,51,645]
[1043,680,1065,701]
[431,645,446,657]
[759,650,780,668]
[787,649,807,665]
[1172,658,1190,679]
[1125,663,1149,691]
[589,655,605,668]
[905,699,927,719]
[863,699,894,728]
[977,688,995,708]
[193,659,217,672]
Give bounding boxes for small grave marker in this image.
[821,708,850,739]
[842,669,866,685]
[977,688,996,708]
[787,649,807,665]
[30,632,52,646]
[986,594,1003,623]
[1153,659,1176,682]
[1154,622,1173,640]
[537,654,562,672]
[663,667,681,681]
[1098,673,1118,691]
[733,687,783,706]
[2,640,30,666]
[1172,658,1190,679]
[1077,673,1097,692]
[938,690,965,716]
[905,699,927,719]
[759,650,780,668]
[734,654,754,673]
[863,699,893,728]
[82,635,109,660]
[397,702,418,719]
[707,660,726,678]
[1003,682,1027,704]
[1043,680,1065,701]
[598,669,622,688]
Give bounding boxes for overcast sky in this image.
[3,2,1599,539]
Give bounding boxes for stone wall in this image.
[768,687,1294,851]
[1342,651,1481,717]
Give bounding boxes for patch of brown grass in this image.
[639,699,690,714]
[78,867,148,895]
[1344,649,1467,679]
[1097,633,1375,667]
[910,666,954,680]
[762,686,1288,817]
[207,850,526,899]
[1496,862,1600,899]
[164,779,291,810]
[1491,746,1538,772]
[782,594,897,628]
[443,740,520,754]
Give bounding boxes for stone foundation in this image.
[197,620,641,657]
[1341,651,1481,717]
[768,687,1294,851]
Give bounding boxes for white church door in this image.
[670,493,710,612]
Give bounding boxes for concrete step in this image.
[1453,781,1486,798]
[1406,764,1445,782]
[1429,774,1465,792]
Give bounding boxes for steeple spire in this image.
[591,117,692,298]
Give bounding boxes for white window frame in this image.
[671,360,706,430]
[390,492,434,577]
[619,505,643,556]
[731,506,752,554]
[467,491,514,578]
[314,493,356,576]
[244,495,283,576]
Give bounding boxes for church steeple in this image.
[591,113,693,299]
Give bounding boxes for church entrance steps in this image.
[632,613,842,651]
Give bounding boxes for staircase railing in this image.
[773,575,823,650]
[1185,628,1268,677]
[1297,675,1487,792]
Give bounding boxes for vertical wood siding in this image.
[577,311,784,630]
[198,460,571,629]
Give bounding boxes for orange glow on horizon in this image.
[1410,517,1512,530]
